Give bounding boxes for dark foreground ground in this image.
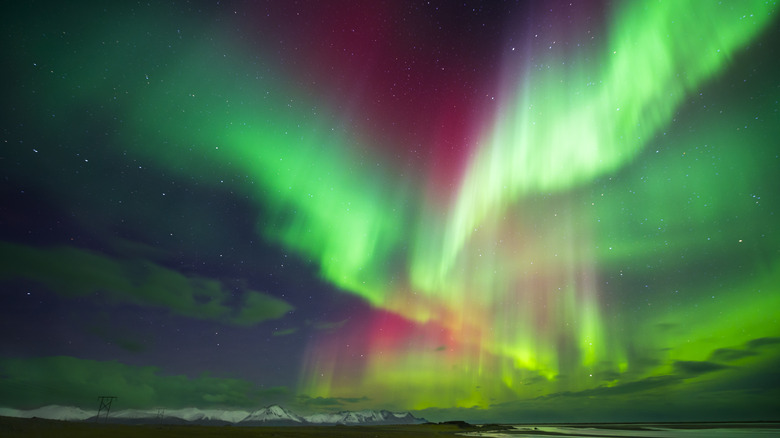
[4,417,780,438]
[0,416,507,438]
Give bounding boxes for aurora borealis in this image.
[1,0,779,423]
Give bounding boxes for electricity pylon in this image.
[96,396,118,422]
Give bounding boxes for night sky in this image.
[1,0,779,423]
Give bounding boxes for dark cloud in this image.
[516,360,732,403]
[595,370,621,382]
[231,291,294,327]
[522,375,548,386]
[0,242,292,326]
[709,348,756,362]
[0,356,288,410]
[673,360,730,376]
[309,318,350,331]
[412,405,486,423]
[567,375,680,398]
[747,337,780,350]
[706,338,780,364]
[272,328,299,337]
[498,356,754,408]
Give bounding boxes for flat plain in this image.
[3,417,779,438]
[0,416,504,438]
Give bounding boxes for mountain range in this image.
[0,404,427,426]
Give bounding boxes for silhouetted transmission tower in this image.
[96,396,117,422]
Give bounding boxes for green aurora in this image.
[0,0,778,423]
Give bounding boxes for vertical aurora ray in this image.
[4,0,778,419]
[417,0,776,290]
[299,0,778,411]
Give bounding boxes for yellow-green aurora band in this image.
[1,0,777,417]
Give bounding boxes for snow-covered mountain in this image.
[0,405,95,421]
[239,404,304,425]
[303,409,422,425]
[164,407,251,424]
[0,404,426,426]
[100,407,251,424]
